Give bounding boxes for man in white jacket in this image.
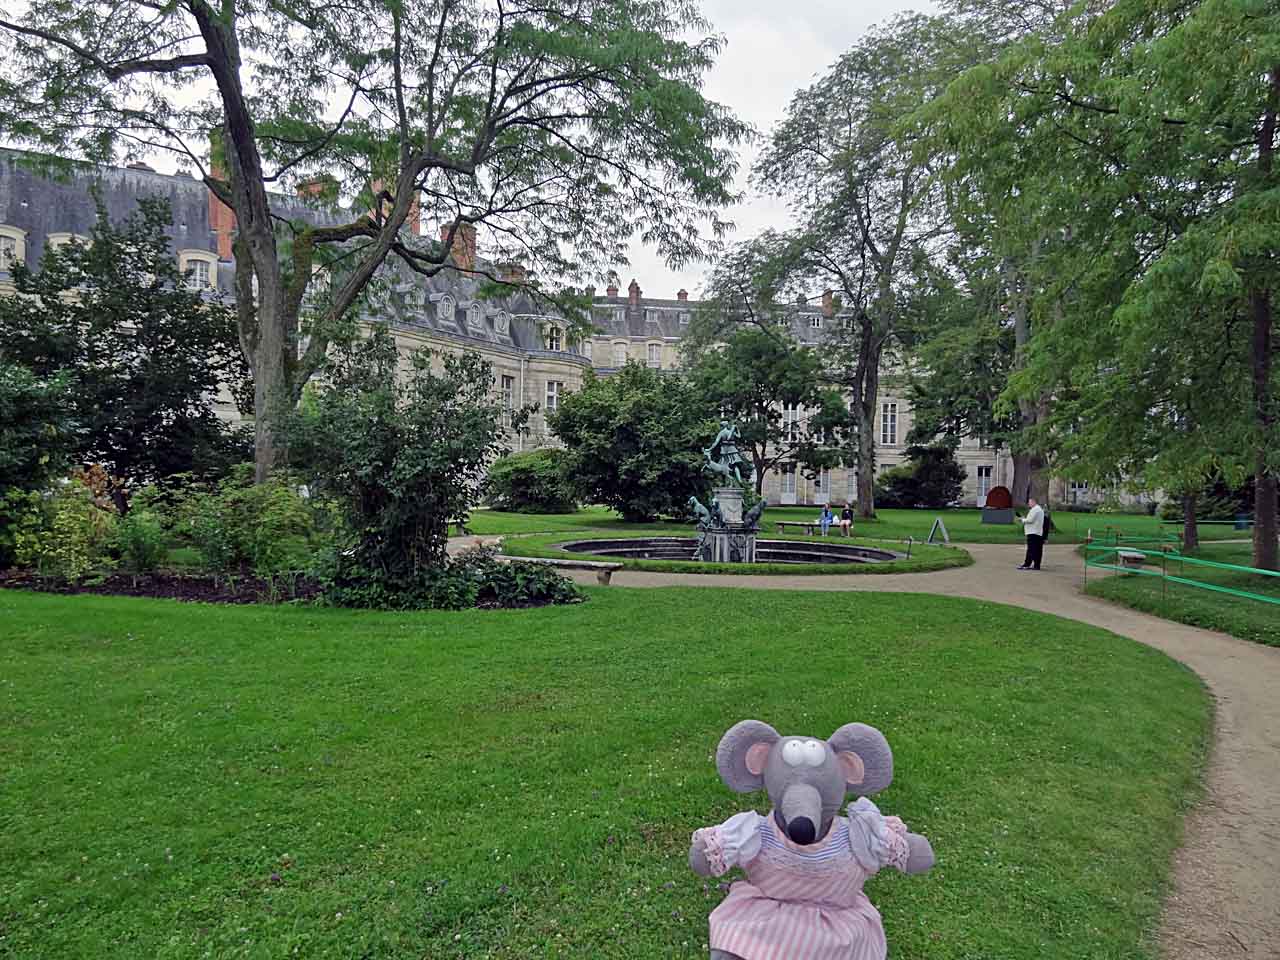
[1017,498,1046,570]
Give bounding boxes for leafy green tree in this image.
[0,0,748,481]
[549,363,713,522]
[487,449,577,514]
[875,443,967,509]
[686,325,850,496]
[737,14,972,518]
[0,363,77,492]
[921,0,1279,568]
[0,198,249,511]
[286,326,519,580]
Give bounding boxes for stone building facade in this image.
[2,150,1066,508]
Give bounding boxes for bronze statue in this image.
[703,421,754,486]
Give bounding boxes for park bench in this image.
[1117,549,1146,569]
[775,520,849,537]
[497,555,623,585]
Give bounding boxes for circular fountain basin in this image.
[555,537,901,564]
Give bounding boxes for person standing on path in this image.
[1017,498,1046,570]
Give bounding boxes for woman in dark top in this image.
[840,504,854,537]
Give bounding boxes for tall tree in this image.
[0,197,248,510]
[922,0,1280,568]
[686,325,849,497]
[0,0,747,480]
[746,14,969,518]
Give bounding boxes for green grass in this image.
[1086,542,1280,647]
[463,505,1243,546]
[1,589,1209,959]
[498,528,971,575]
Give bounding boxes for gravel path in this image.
[534,540,1280,958]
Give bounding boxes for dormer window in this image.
[178,249,217,290]
[468,302,483,329]
[679,312,690,324]
[0,226,28,271]
[47,232,89,251]
[547,326,562,351]
[645,309,660,324]
[494,311,510,335]
[436,294,455,323]
[809,315,822,329]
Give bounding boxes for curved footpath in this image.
[472,538,1280,958]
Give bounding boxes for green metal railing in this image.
[1084,541,1280,606]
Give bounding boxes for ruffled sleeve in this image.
[846,797,911,874]
[692,811,763,876]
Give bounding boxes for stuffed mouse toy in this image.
[689,720,934,960]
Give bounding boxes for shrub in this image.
[0,488,47,569]
[114,509,167,573]
[173,466,321,576]
[13,478,117,580]
[875,444,967,509]
[312,546,582,610]
[286,328,522,599]
[487,449,576,513]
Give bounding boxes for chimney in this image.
[822,289,834,317]
[208,134,236,261]
[440,221,477,272]
[497,262,527,284]
[628,278,641,306]
[126,160,155,172]
[677,289,688,302]
[606,282,619,297]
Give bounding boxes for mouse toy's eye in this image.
[802,740,826,766]
[782,739,806,766]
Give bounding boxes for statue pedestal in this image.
[713,487,744,524]
[701,488,755,563]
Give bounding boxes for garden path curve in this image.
[480,538,1280,959]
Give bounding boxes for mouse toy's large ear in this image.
[828,723,894,795]
[715,720,780,793]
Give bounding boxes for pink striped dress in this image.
[692,799,911,960]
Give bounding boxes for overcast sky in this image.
[626,0,935,301]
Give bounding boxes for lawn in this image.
[497,528,970,575]
[462,505,1241,546]
[1,589,1208,959]
[1086,542,1280,647]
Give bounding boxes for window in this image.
[613,342,628,367]
[679,311,690,324]
[1069,479,1089,504]
[647,343,661,368]
[880,402,898,446]
[545,380,564,412]
[615,307,625,324]
[178,250,216,289]
[494,311,510,335]
[468,303,483,329]
[977,465,993,503]
[547,326,562,351]
[46,232,89,250]
[0,226,25,270]
[582,340,592,360]
[815,468,831,493]
[186,258,211,289]
[780,463,797,496]
[809,315,822,329]
[846,469,857,501]
[783,403,801,443]
[645,308,659,324]
[435,294,455,323]
[501,374,515,422]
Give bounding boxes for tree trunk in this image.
[1250,286,1277,569]
[1182,494,1199,552]
[1010,453,1046,507]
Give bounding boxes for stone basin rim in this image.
[552,536,903,564]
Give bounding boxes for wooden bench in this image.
[775,521,848,537]
[1117,549,1146,569]
[497,555,623,585]
[776,521,817,535]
